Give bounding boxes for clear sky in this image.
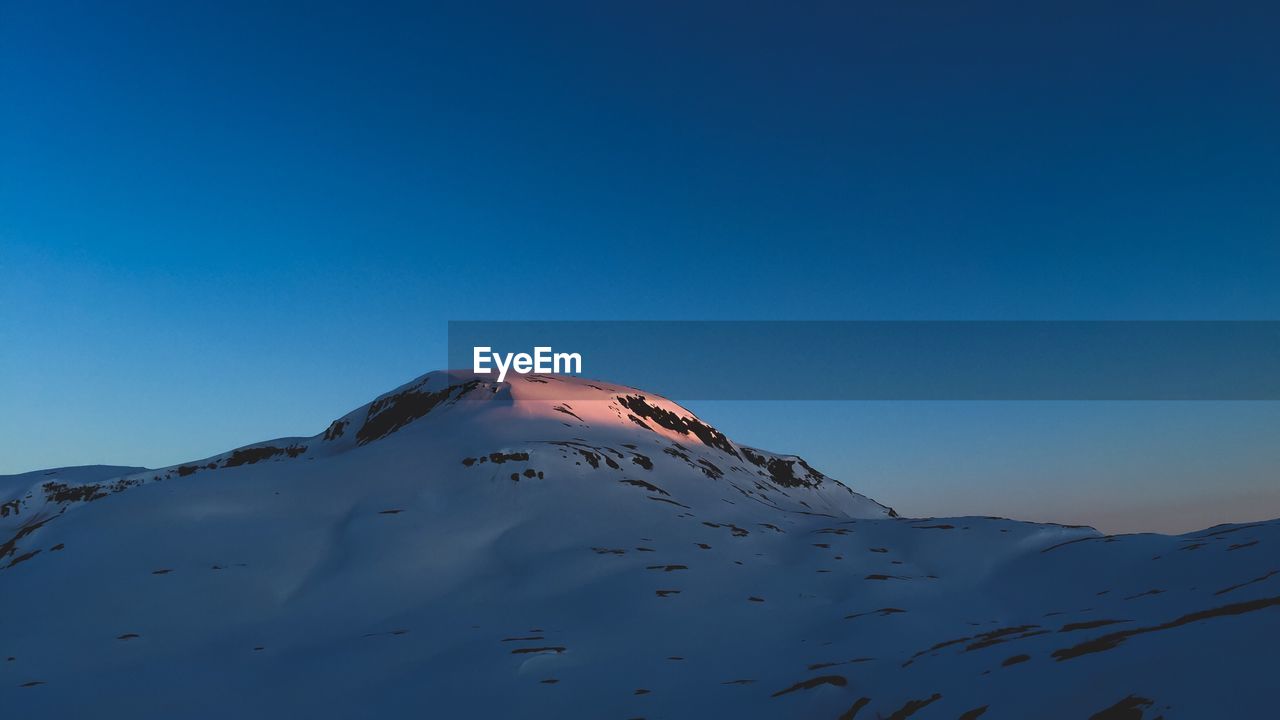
[2,1,1278,533]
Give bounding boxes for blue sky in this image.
[2,1,1278,532]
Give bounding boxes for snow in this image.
[1,371,1276,717]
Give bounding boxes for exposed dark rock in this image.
[1054,594,1280,660]
[770,674,846,697]
[620,479,668,496]
[837,697,872,720]
[886,693,942,719]
[356,381,477,445]
[1089,695,1155,719]
[1214,570,1278,596]
[617,395,738,457]
[322,420,348,441]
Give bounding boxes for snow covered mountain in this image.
[2,371,1277,718]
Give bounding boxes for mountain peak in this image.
[3,372,1278,718]
[0,371,894,537]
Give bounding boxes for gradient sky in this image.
[2,1,1278,533]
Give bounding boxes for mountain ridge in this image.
[0,371,894,534]
[2,371,1276,718]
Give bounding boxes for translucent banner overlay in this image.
[447,321,1280,400]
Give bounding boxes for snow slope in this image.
[1,371,1276,718]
